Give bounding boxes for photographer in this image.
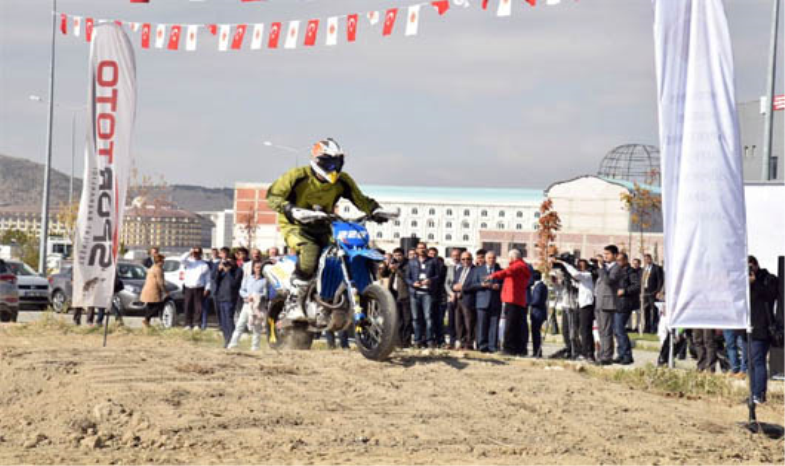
[378,247,413,348]
[182,246,212,330]
[553,256,596,361]
[550,265,581,359]
[212,247,244,348]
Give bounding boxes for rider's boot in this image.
[283,272,310,321]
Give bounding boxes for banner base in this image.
[737,421,784,439]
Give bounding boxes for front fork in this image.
[336,249,366,330]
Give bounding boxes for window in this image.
[533,224,540,230]
[480,222,488,229]
[516,211,523,218]
[411,220,418,227]
[411,207,418,215]
[394,220,401,226]
[497,222,505,229]
[427,233,435,240]
[446,221,453,228]
[429,208,436,215]
[499,211,505,218]
[446,209,453,216]
[427,220,435,228]
[515,224,522,230]
[463,209,470,217]
[462,221,470,229]
[534,212,541,219]
[344,206,351,213]
[462,234,469,241]
[481,210,488,217]
[511,242,528,258]
[445,234,452,241]
[393,232,400,239]
[376,232,383,239]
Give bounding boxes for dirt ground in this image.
[0,326,783,465]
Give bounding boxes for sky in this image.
[0,0,782,190]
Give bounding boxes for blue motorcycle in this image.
[262,214,399,361]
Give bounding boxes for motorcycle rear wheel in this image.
[355,284,398,361]
[266,298,314,350]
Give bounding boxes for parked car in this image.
[48,262,184,327]
[0,259,20,322]
[4,260,49,311]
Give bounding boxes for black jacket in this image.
[212,265,243,304]
[405,257,438,294]
[379,260,410,301]
[453,265,477,309]
[616,264,641,313]
[751,268,780,340]
[642,264,664,295]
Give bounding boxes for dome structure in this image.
[597,144,661,186]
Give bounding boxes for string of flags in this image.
[59,0,576,52]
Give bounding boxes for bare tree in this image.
[128,164,170,249]
[237,204,259,249]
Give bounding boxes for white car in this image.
[162,253,217,290]
[4,260,48,311]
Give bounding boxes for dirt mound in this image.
[0,328,782,465]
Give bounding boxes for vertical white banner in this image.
[653,0,749,329]
[73,24,137,309]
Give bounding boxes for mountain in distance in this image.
[0,154,234,212]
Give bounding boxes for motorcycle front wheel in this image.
[355,284,399,361]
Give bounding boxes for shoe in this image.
[283,299,307,321]
[620,358,634,366]
[752,396,766,405]
[596,360,613,366]
[427,342,437,349]
[612,357,623,364]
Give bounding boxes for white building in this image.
[198,209,234,248]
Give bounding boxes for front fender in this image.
[346,248,385,262]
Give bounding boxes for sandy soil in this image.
[0,327,783,465]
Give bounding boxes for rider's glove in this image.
[371,206,400,224]
[289,207,329,224]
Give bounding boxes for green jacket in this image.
[266,166,380,236]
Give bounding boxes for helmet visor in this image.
[315,154,344,174]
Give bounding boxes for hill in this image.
[0,154,233,212]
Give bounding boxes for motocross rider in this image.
[266,138,397,320]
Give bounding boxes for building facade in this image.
[0,206,69,238]
[121,206,213,252]
[197,209,235,248]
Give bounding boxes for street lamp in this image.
[262,140,305,167]
[29,95,86,206]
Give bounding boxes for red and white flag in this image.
[268,22,282,48]
[382,9,398,36]
[130,22,141,32]
[546,0,561,4]
[250,24,264,50]
[325,17,338,46]
[73,16,82,37]
[185,25,198,51]
[231,24,247,50]
[347,14,358,42]
[209,24,218,35]
[284,20,300,49]
[218,25,231,51]
[405,5,421,36]
[85,17,94,42]
[60,14,68,35]
[304,19,319,46]
[526,0,537,6]
[368,11,380,25]
[497,0,512,17]
[155,24,166,48]
[167,25,181,50]
[141,23,151,48]
[431,1,450,15]
[482,0,490,10]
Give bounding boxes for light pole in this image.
[262,140,304,167]
[37,0,57,274]
[761,0,780,181]
[29,95,85,206]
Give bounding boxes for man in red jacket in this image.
[488,249,532,356]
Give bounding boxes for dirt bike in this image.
[262,213,399,361]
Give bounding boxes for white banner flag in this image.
[73,24,137,309]
[653,0,749,329]
[251,23,265,50]
[73,16,82,37]
[218,24,231,51]
[285,20,300,49]
[155,24,166,48]
[185,25,198,51]
[405,5,421,37]
[325,17,338,46]
[497,0,512,17]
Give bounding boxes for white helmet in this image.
[310,138,345,184]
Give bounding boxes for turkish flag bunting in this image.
[218,24,231,51]
[141,23,151,48]
[250,24,264,50]
[85,17,94,42]
[526,0,537,6]
[114,20,123,27]
[304,19,319,46]
[231,24,247,50]
[130,0,150,3]
[497,0,512,16]
[268,22,281,48]
[155,24,167,48]
[185,25,198,51]
[209,24,218,35]
[482,0,490,9]
[405,5,421,36]
[382,9,398,36]
[60,14,67,34]
[168,25,181,50]
[347,14,358,42]
[431,1,450,15]
[325,17,338,46]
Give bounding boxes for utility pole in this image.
[38,0,57,274]
[761,0,781,182]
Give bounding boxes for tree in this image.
[55,200,80,244]
[536,198,562,277]
[237,205,259,249]
[619,168,662,335]
[128,165,170,248]
[0,229,40,270]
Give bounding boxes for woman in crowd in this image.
[228,260,267,351]
[140,253,167,327]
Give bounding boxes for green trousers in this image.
[284,227,331,279]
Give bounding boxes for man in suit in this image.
[451,251,477,350]
[428,247,448,347]
[641,253,664,334]
[613,252,640,365]
[594,244,623,365]
[465,251,503,352]
[405,242,439,348]
[443,248,462,348]
[378,247,412,348]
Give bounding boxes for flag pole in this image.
[761,0,781,181]
[38,0,58,274]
